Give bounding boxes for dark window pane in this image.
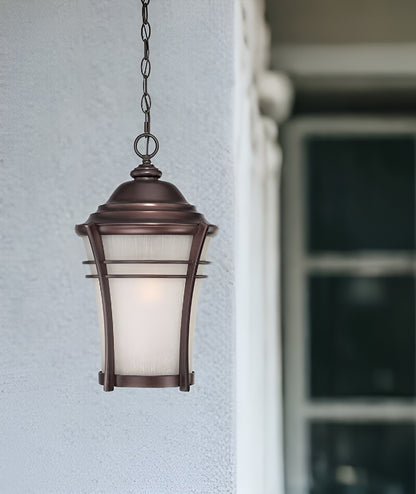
[310,422,415,494]
[306,137,415,252]
[309,276,415,397]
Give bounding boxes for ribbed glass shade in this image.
[83,235,208,376]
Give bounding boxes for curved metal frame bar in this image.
[179,223,209,391]
[86,225,115,392]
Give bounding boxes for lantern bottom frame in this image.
[98,371,195,389]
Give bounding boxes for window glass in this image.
[309,275,416,398]
[306,137,415,252]
[310,422,415,494]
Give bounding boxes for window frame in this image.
[282,116,416,494]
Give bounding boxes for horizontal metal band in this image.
[83,260,210,265]
[77,223,218,237]
[98,371,195,388]
[86,274,208,279]
[96,225,207,235]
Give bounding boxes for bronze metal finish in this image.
[75,0,217,392]
[75,176,217,236]
[76,174,217,392]
[179,223,209,391]
[85,224,115,392]
[98,372,195,388]
[85,274,207,279]
[83,260,210,265]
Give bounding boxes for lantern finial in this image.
[130,163,162,180]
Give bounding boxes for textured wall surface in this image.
[1,1,235,493]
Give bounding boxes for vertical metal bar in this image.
[179,223,209,391]
[86,225,115,392]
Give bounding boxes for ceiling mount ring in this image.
[134,132,159,160]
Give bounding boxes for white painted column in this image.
[234,1,292,492]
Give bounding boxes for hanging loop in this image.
[134,133,159,160]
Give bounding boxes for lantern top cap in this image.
[75,171,218,237]
[130,162,162,180]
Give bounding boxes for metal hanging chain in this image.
[141,0,151,136]
[134,0,159,163]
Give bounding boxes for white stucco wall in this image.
[1,2,236,493]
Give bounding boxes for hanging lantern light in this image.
[75,0,217,392]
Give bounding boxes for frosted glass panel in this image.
[83,237,94,260]
[102,235,193,260]
[83,238,104,368]
[107,263,188,275]
[83,234,209,377]
[83,237,97,274]
[189,279,202,370]
[93,279,106,371]
[110,278,185,375]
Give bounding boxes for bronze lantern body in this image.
[76,162,217,392]
[76,1,216,392]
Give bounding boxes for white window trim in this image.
[282,116,416,494]
[271,43,416,77]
